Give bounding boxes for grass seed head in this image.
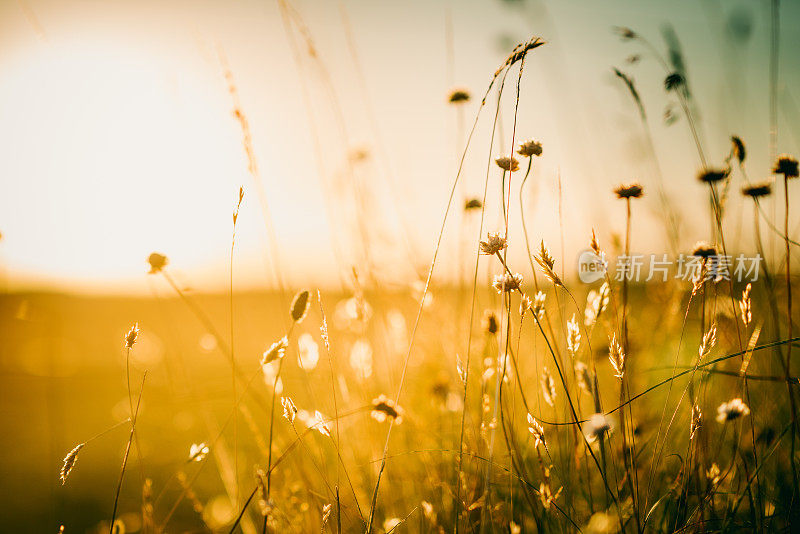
[125,323,140,348]
[60,443,85,485]
[262,336,288,365]
[290,290,311,323]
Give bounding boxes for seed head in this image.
[613,183,643,199]
[448,88,471,104]
[483,311,499,334]
[495,156,520,172]
[739,283,752,327]
[147,252,168,274]
[290,290,311,323]
[566,314,580,355]
[492,272,523,294]
[742,181,772,198]
[697,167,730,184]
[517,139,543,158]
[261,336,288,365]
[371,394,404,424]
[583,413,613,442]
[692,241,717,259]
[535,241,563,287]
[731,136,746,164]
[464,198,483,211]
[664,72,685,92]
[125,323,140,348]
[716,398,750,423]
[281,396,298,423]
[773,154,799,178]
[60,443,85,485]
[608,334,625,380]
[527,413,546,448]
[479,232,507,255]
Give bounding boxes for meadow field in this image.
[2,1,800,533]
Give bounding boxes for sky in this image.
[0,0,798,294]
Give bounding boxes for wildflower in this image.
[541,367,556,407]
[290,290,311,323]
[147,252,168,274]
[690,405,702,440]
[716,398,750,422]
[125,323,140,348]
[483,311,499,334]
[60,443,85,485]
[697,167,730,184]
[584,413,613,442]
[613,183,643,199]
[495,156,520,172]
[448,88,471,104]
[567,314,581,355]
[773,154,799,178]
[281,396,297,423]
[608,334,625,379]
[691,241,717,259]
[371,394,404,424]
[739,283,752,327]
[527,413,545,448]
[492,272,523,293]
[261,337,288,364]
[464,198,483,211]
[189,443,209,462]
[479,232,507,255]
[742,181,772,198]
[517,139,543,157]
